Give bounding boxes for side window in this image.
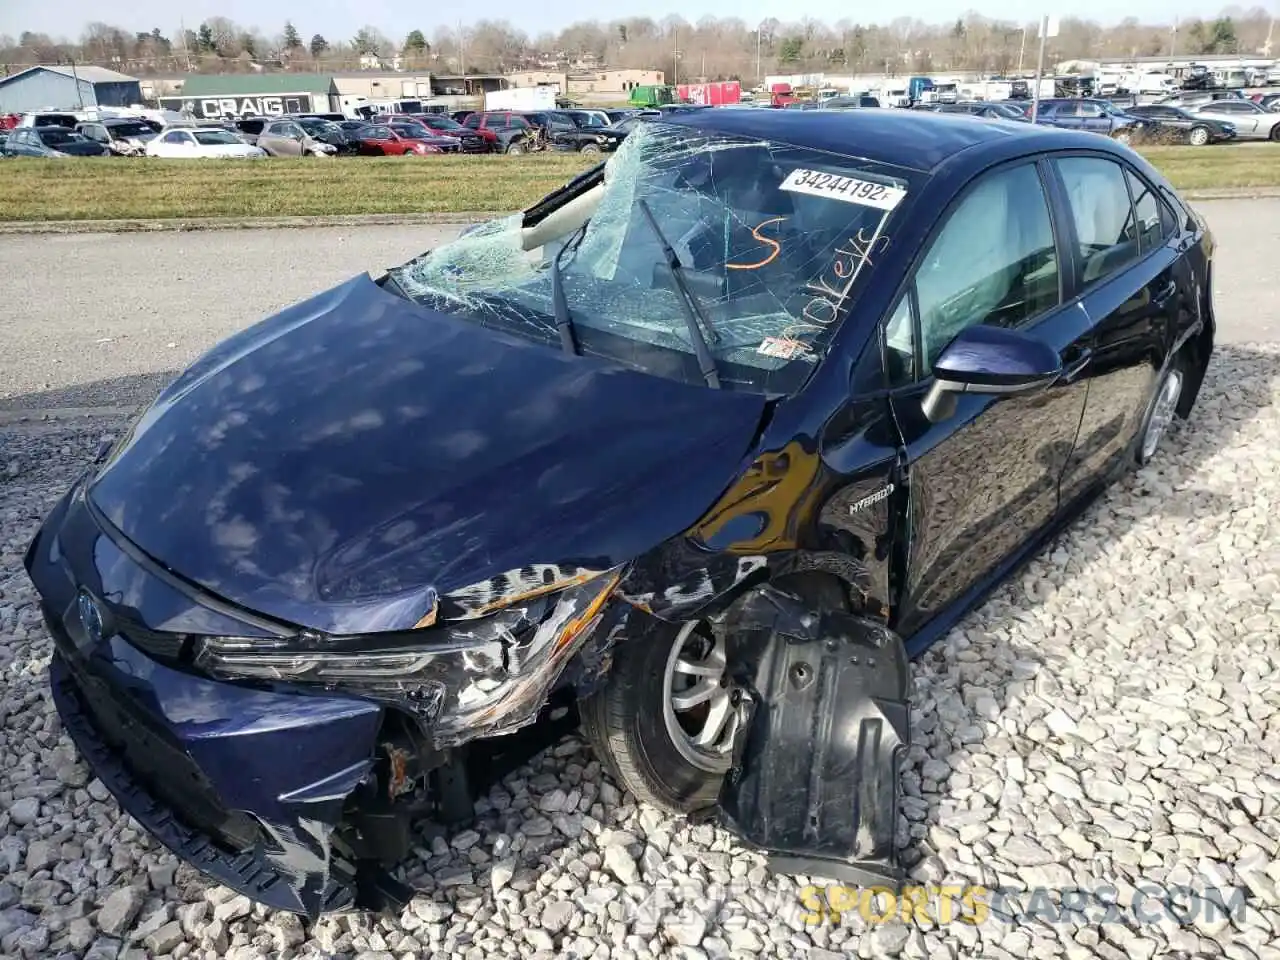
[1078,103,1103,118]
[1125,169,1164,255]
[1055,156,1139,286]
[163,131,186,144]
[887,162,1061,381]
[464,114,480,128]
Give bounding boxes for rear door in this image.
[885,159,1092,642]
[1053,155,1184,501]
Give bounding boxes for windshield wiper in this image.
[635,198,722,389]
[549,222,590,356]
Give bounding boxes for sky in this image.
[1,0,1266,43]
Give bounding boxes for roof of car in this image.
[658,108,1101,173]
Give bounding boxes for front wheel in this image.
[505,140,525,155]
[1270,125,1280,142]
[579,143,602,154]
[1188,125,1211,146]
[580,617,740,813]
[1111,129,1133,145]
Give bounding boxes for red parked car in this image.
[352,123,457,156]
[374,113,490,153]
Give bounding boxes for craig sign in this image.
[160,95,315,119]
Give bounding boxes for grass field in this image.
[0,142,1275,221]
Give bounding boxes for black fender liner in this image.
[715,585,910,888]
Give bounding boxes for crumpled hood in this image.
[89,274,768,634]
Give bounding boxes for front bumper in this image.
[26,482,410,916]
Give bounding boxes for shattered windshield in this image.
[388,121,915,394]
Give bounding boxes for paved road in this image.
[0,197,1275,412]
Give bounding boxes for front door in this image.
[1055,156,1187,501]
[882,160,1092,645]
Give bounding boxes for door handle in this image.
[1153,281,1178,308]
[1061,348,1092,383]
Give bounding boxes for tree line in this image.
[0,9,1273,81]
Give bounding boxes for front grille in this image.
[44,610,258,852]
[66,657,260,851]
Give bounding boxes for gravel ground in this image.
[1,351,1278,959]
[1,206,1279,959]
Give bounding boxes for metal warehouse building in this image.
[158,74,338,120]
[0,65,143,114]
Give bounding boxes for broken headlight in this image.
[194,570,621,747]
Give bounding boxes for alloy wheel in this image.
[661,621,740,773]
[1189,126,1210,146]
[1142,368,1183,461]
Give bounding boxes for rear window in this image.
[193,130,242,145]
[38,129,82,145]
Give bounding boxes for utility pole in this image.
[1031,15,1051,123]
[756,27,762,87]
[1170,17,1178,57]
[69,57,86,110]
[178,19,193,72]
[458,21,465,82]
[1018,25,1027,72]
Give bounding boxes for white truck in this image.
[484,87,558,112]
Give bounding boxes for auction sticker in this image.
[780,169,907,211]
[757,336,809,359]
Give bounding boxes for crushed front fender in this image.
[715,585,910,887]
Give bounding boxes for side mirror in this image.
[921,325,1062,423]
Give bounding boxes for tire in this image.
[1135,358,1185,466]
[505,141,525,155]
[1111,129,1133,145]
[1188,125,1211,146]
[580,573,848,814]
[580,143,602,154]
[1271,125,1280,142]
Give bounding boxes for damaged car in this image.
[26,109,1214,917]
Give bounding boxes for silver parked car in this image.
[255,119,338,158]
[1189,99,1280,141]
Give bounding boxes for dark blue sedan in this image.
[26,108,1214,915]
[1030,97,1154,143]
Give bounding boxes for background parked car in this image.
[284,116,357,154]
[1188,99,1280,140]
[231,117,270,145]
[397,113,490,153]
[463,111,536,153]
[146,127,266,159]
[564,108,612,128]
[15,112,79,130]
[1249,92,1280,111]
[351,123,456,156]
[1031,98,1152,143]
[2,126,107,157]
[75,118,160,156]
[933,101,1030,121]
[256,119,339,157]
[1125,104,1235,145]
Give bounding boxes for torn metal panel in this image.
[716,585,910,888]
[618,538,769,619]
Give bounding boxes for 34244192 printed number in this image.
[780,169,907,211]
